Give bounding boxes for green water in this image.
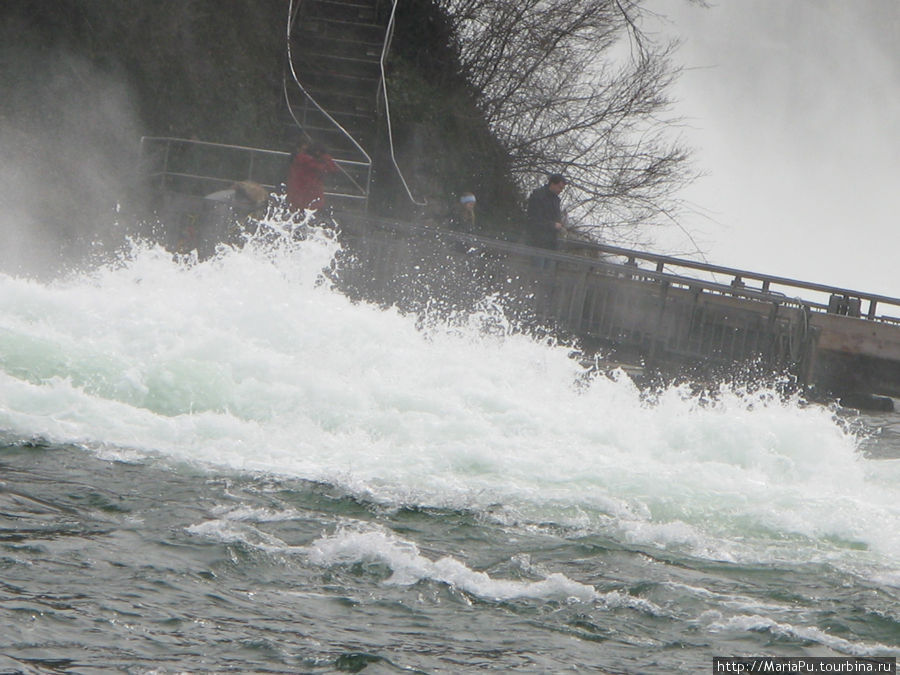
[2,437,898,674]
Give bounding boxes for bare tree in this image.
[438,0,697,248]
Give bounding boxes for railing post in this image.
[162,139,172,190]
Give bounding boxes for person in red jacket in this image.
[286,142,338,212]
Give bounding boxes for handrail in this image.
[137,133,898,321]
[283,0,371,198]
[341,214,900,323]
[141,136,288,159]
[379,0,426,206]
[284,0,423,208]
[139,136,367,201]
[139,136,290,191]
[559,236,900,320]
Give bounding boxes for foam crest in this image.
[0,213,898,572]
[185,519,294,554]
[306,526,600,603]
[705,614,896,657]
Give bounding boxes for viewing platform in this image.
[137,137,900,408]
[332,214,900,407]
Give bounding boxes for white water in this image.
[2,215,899,576]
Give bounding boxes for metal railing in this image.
[136,135,900,326]
[331,216,900,396]
[283,0,372,207]
[333,216,818,376]
[139,136,370,204]
[283,0,423,209]
[556,237,900,322]
[341,214,900,325]
[379,0,425,206]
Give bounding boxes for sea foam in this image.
[1,213,898,572]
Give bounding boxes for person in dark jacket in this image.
[525,173,567,249]
[286,142,338,212]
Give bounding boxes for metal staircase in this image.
[139,0,420,221]
[285,0,388,212]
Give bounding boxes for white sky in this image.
[644,0,900,298]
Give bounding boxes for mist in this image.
[0,20,144,279]
[645,0,900,298]
[3,1,896,300]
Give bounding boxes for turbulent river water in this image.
[1,217,899,673]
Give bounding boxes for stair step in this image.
[290,100,376,127]
[302,83,376,107]
[293,65,380,92]
[294,123,375,148]
[282,0,388,209]
[295,32,383,59]
[309,0,379,9]
[292,46,381,75]
[299,17,385,44]
[284,105,376,143]
[295,50,382,78]
[303,0,379,24]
